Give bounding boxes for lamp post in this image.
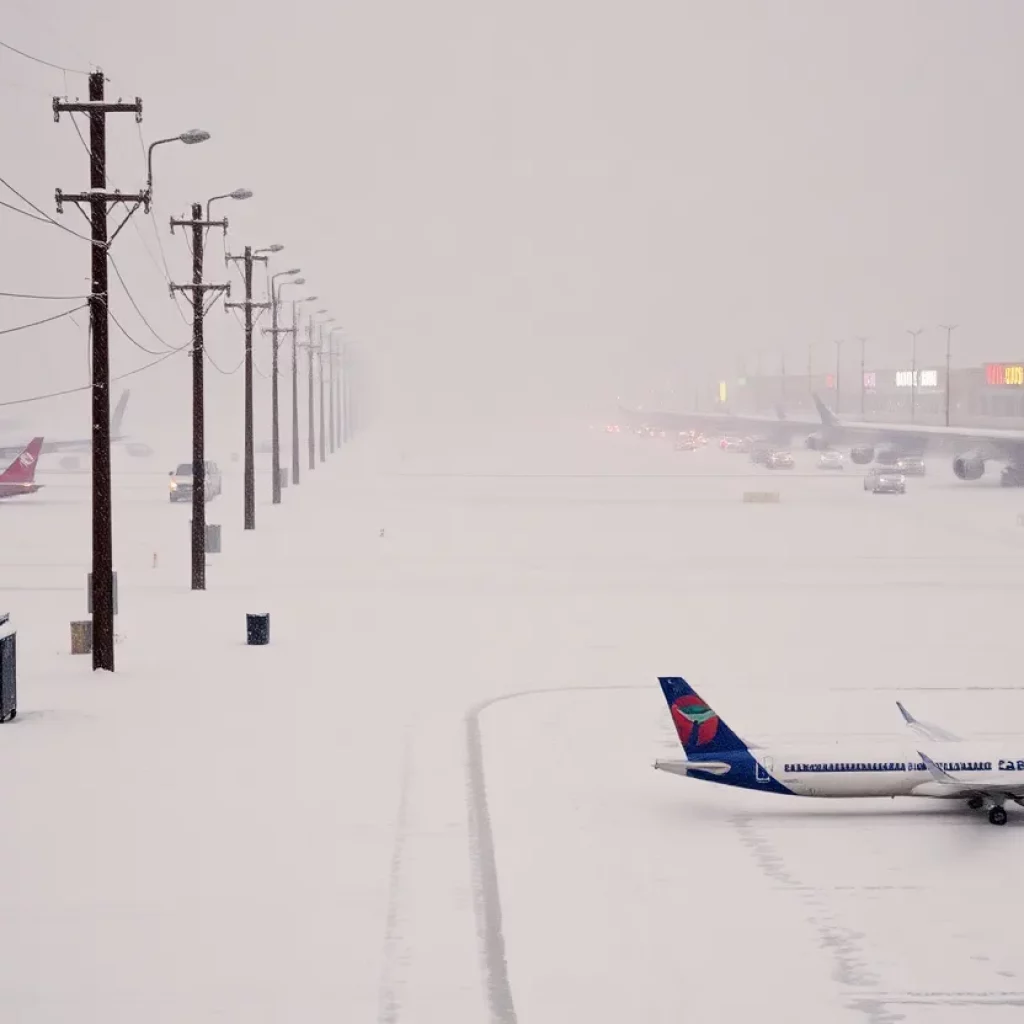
[269,269,302,502]
[854,337,868,417]
[329,326,344,450]
[317,317,335,462]
[834,339,844,415]
[145,129,210,196]
[305,310,329,470]
[907,328,924,423]
[939,324,958,427]
[290,295,318,486]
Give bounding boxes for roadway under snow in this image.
[1,427,1023,1022]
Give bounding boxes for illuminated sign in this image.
[825,374,834,389]
[718,381,727,402]
[895,369,938,388]
[863,372,876,390]
[985,363,1024,387]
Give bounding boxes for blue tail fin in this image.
[658,677,749,758]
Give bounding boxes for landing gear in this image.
[967,795,984,811]
[988,806,1008,826]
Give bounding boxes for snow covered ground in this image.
[2,429,1024,1022]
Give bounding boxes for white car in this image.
[169,460,223,503]
[767,450,795,469]
[818,450,844,470]
[864,467,906,494]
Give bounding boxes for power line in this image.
[108,254,175,350]
[0,345,187,408]
[0,38,91,76]
[0,304,88,336]
[0,174,93,242]
[0,290,89,300]
[109,308,179,357]
[0,196,58,225]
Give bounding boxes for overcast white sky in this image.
[2,1,1023,439]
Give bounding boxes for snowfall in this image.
[2,423,1023,1024]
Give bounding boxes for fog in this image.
[3,1,1024,451]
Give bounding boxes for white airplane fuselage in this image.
[660,742,1024,800]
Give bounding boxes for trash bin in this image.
[0,612,16,723]
[246,613,270,646]
[71,619,92,655]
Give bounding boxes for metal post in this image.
[307,322,315,471]
[328,333,336,454]
[940,324,958,427]
[856,336,867,417]
[318,324,326,463]
[292,301,300,485]
[907,328,924,424]
[834,340,843,415]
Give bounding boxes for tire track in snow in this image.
[377,734,413,1024]
[465,684,645,1024]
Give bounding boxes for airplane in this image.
[0,437,44,499]
[620,394,1024,484]
[0,390,152,461]
[805,394,1024,482]
[653,676,1024,825]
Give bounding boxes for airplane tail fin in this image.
[0,437,44,484]
[812,393,838,428]
[111,390,130,436]
[658,677,749,758]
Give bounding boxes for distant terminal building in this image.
[725,363,1024,429]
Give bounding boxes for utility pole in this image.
[907,328,924,423]
[225,247,270,529]
[303,323,317,471]
[855,336,867,418]
[54,72,146,673]
[170,205,230,589]
[328,333,336,454]
[939,324,958,427]
[292,301,302,485]
[834,340,844,415]
[262,311,296,498]
[318,322,327,463]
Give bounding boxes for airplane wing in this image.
[917,750,1024,799]
[897,701,962,742]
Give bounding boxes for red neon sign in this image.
[986,363,1024,386]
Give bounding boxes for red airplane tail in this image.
[0,437,44,484]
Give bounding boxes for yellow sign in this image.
[719,381,727,402]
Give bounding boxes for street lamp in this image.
[939,324,958,427]
[834,340,845,415]
[206,188,253,222]
[304,310,330,470]
[145,129,210,195]
[268,269,302,503]
[907,328,925,423]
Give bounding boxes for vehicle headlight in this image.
[169,480,177,490]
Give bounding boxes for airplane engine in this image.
[953,452,986,480]
[804,432,827,450]
[849,446,874,464]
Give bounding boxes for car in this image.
[818,450,844,470]
[750,446,773,465]
[864,467,906,494]
[720,436,745,451]
[675,437,699,451]
[169,460,223,503]
[767,450,795,469]
[894,455,926,476]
